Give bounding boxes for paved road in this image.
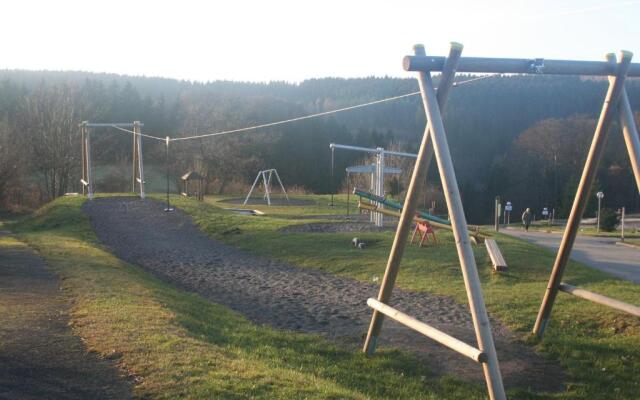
[503,228,640,283]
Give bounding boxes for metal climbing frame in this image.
[80,121,146,200]
[329,143,417,227]
[363,43,640,400]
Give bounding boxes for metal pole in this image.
[376,148,385,227]
[414,46,506,400]
[597,196,602,232]
[273,169,289,201]
[533,51,633,337]
[263,171,271,205]
[494,196,500,232]
[244,172,262,205]
[164,137,173,212]
[621,206,625,241]
[346,172,350,218]
[330,147,335,206]
[363,42,462,353]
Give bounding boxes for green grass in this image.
[8,196,491,399]
[160,194,640,399]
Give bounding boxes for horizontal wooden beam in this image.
[366,298,487,363]
[559,283,640,317]
[82,122,144,128]
[403,54,640,77]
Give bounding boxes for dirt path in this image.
[84,197,563,392]
[0,231,131,400]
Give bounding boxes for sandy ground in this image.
[220,197,315,206]
[0,231,131,400]
[83,197,564,392]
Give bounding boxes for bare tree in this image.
[16,83,81,200]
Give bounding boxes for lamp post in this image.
[596,191,604,232]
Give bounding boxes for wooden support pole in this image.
[558,283,640,317]
[403,55,640,77]
[132,122,137,193]
[618,89,640,194]
[86,126,94,200]
[81,121,87,196]
[134,121,145,199]
[416,47,506,400]
[367,299,487,363]
[533,51,633,337]
[363,42,462,355]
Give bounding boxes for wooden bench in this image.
[484,238,507,271]
[410,220,438,247]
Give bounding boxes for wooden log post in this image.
[132,122,137,193]
[134,121,145,199]
[533,51,633,337]
[618,89,640,194]
[362,42,462,355]
[86,126,94,200]
[415,48,506,400]
[81,121,87,196]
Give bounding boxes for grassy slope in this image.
[164,194,640,399]
[10,196,489,399]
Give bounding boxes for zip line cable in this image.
[109,125,166,141]
[106,73,497,143]
[170,91,421,142]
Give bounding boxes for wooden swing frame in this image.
[363,43,640,400]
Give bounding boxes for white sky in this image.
[2,0,640,82]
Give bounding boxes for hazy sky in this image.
[3,0,639,82]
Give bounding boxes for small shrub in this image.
[598,208,619,232]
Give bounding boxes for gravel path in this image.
[84,197,563,391]
[0,231,131,400]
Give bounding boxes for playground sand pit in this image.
[83,197,564,391]
[220,197,315,206]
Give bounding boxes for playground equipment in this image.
[365,43,640,400]
[80,121,145,200]
[484,239,507,272]
[330,143,416,227]
[181,171,205,201]
[244,169,289,206]
[362,43,508,400]
[345,164,401,223]
[410,221,437,247]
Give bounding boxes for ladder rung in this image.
[367,298,487,363]
[559,283,640,317]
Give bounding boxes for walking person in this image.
[522,208,533,231]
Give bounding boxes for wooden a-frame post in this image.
[363,42,506,400]
[533,51,636,337]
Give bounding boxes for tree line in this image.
[0,70,638,222]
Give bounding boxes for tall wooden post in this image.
[85,126,94,200]
[134,121,145,199]
[533,51,633,337]
[81,121,87,196]
[618,90,640,194]
[132,124,137,193]
[416,48,506,400]
[363,42,462,353]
